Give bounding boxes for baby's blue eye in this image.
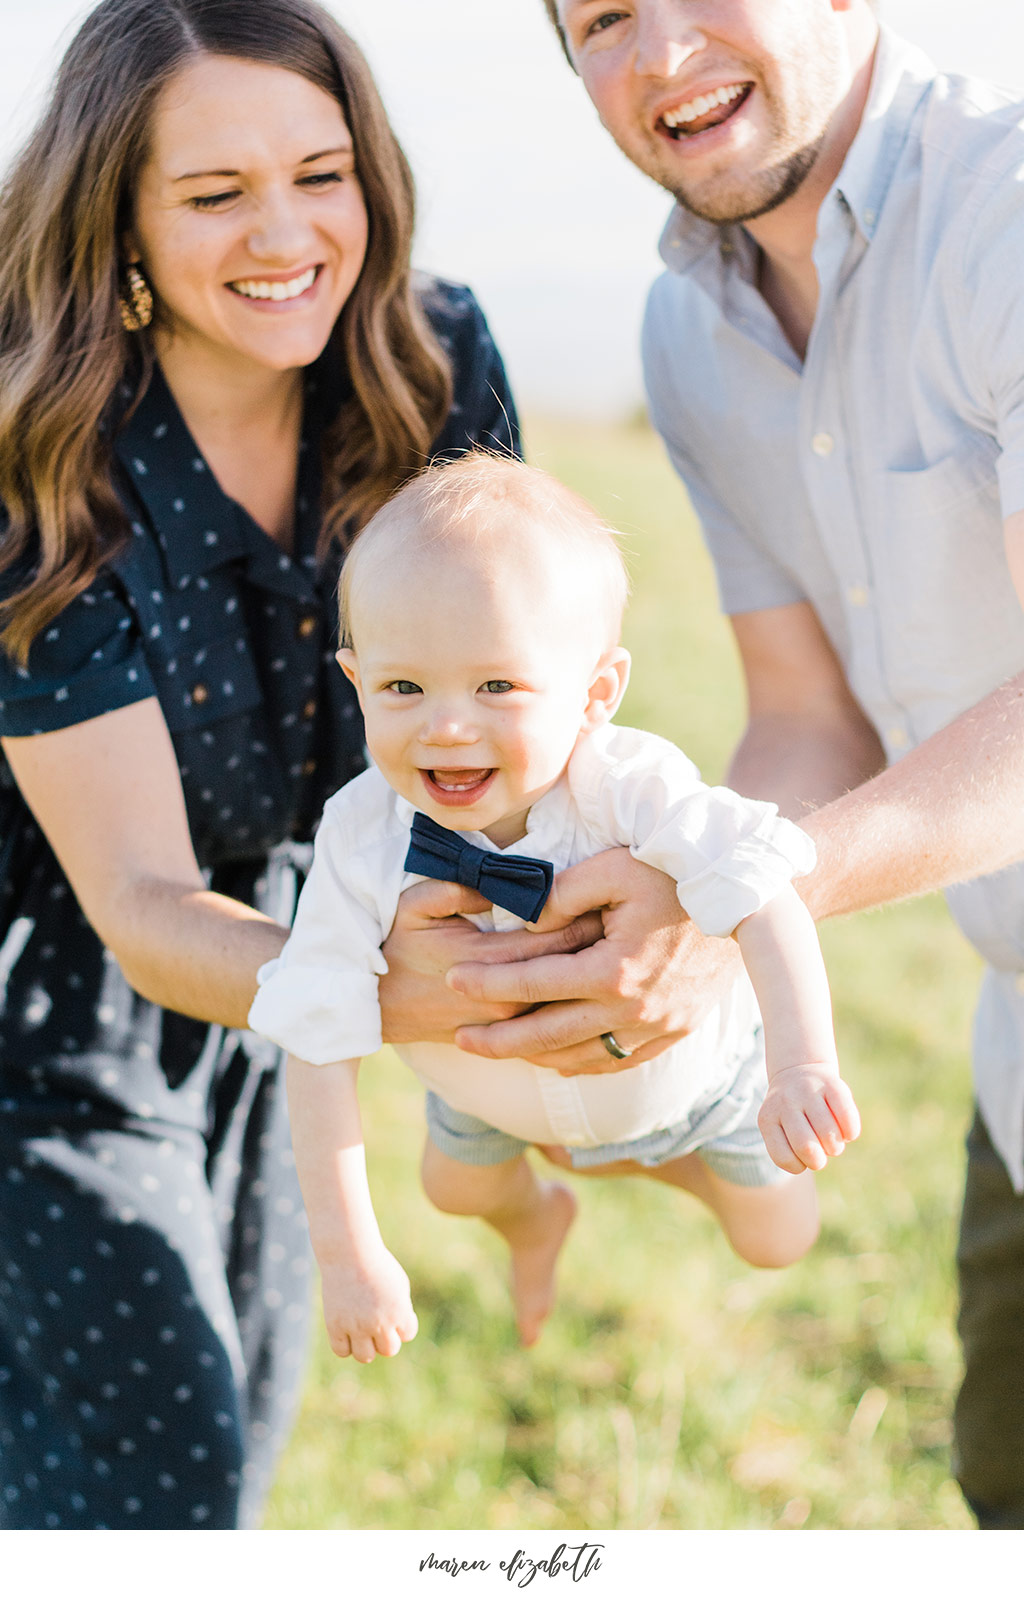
[482,680,514,694]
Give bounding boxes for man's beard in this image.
[668,128,828,225]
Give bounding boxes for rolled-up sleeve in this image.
[247,795,391,1065]
[959,161,1024,519]
[0,564,156,737]
[571,726,816,938]
[642,274,806,617]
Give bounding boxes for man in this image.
[538,0,1024,1529]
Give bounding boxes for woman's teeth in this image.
[663,82,747,134]
[230,267,317,301]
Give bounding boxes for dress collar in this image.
[113,361,329,601]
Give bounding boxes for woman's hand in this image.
[378,878,603,1045]
[447,850,742,1074]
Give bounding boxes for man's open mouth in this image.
[660,82,752,139]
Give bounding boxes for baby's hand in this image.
[319,1246,418,1363]
[758,1064,861,1175]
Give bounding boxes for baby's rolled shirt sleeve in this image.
[571,726,816,938]
[248,794,391,1066]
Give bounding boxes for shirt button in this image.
[302,759,317,776]
[297,615,317,639]
[847,584,869,607]
[191,683,209,706]
[303,699,317,720]
[887,726,908,749]
[811,432,835,457]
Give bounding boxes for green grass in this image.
[264,415,979,1531]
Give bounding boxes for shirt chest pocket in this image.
[148,627,264,734]
[877,445,1024,698]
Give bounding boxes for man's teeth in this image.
[231,267,317,301]
[663,83,745,130]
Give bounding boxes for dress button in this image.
[811,432,835,457]
[297,615,317,639]
[886,726,908,749]
[302,759,317,776]
[191,683,209,705]
[847,584,869,607]
[303,699,317,720]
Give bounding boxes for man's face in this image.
[558,0,851,224]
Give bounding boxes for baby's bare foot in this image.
[509,1181,577,1347]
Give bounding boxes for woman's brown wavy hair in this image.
[0,0,452,664]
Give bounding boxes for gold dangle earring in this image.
[119,262,154,331]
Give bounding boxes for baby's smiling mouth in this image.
[421,768,496,807]
[428,768,493,791]
[660,82,752,138]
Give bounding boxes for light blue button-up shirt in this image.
[643,26,1024,1187]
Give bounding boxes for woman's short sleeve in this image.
[0,564,157,737]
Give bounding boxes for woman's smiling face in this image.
[129,53,369,379]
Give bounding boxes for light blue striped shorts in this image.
[424,1029,784,1188]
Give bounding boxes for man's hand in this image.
[448,849,742,1074]
[378,878,603,1045]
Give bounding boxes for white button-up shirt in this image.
[249,724,813,1150]
[643,26,1024,1185]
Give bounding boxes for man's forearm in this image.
[734,673,1024,923]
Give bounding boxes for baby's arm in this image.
[285,1055,418,1362]
[735,884,860,1173]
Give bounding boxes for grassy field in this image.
[265,415,980,1531]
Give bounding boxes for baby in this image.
[249,454,859,1361]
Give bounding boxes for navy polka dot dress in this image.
[0,279,519,1529]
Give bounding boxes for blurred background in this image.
[1,1,1023,420]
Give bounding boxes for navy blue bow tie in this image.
[404,811,554,923]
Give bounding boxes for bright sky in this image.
[1,1,1021,417]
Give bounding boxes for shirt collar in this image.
[657,24,937,271]
[113,361,327,600]
[828,25,936,244]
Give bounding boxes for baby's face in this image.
[339,543,624,847]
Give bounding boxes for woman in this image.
[0,0,520,1529]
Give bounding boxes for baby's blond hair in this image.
[338,452,629,651]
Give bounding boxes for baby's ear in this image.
[336,647,363,702]
[582,647,630,732]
